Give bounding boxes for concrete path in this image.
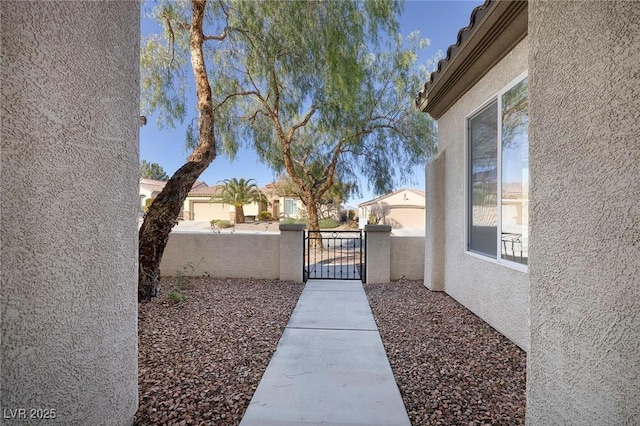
[240,280,411,426]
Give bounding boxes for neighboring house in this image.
[358,188,425,229]
[262,183,306,220]
[417,1,638,424]
[183,184,269,223]
[139,177,208,220]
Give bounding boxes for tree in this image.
[138,0,222,301]
[369,201,391,225]
[139,160,170,181]
[272,173,352,221]
[210,2,436,232]
[138,0,436,299]
[209,178,268,224]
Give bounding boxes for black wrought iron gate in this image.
[303,230,365,281]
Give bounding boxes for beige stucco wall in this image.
[161,233,281,279]
[428,37,529,351]
[1,2,139,424]
[390,237,425,280]
[527,1,640,424]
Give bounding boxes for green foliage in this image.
[212,219,232,228]
[281,218,308,226]
[210,178,268,224]
[348,210,356,221]
[318,218,339,229]
[259,211,273,221]
[167,290,186,304]
[210,178,268,208]
[140,160,169,181]
[167,260,202,304]
[140,1,437,235]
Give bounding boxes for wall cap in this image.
[365,225,392,233]
[279,223,306,231]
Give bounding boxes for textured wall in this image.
[161,233,281,279]
[527,1,640,424]
[424,151,446,291]
[390,237,425,281]
[434,38,529,351]
[1,2,139,425]
[365,225,392,284]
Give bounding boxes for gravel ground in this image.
[364,280,527,425]
[134,278,304,425]
[135,277,526,425]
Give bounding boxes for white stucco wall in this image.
[1,2,139,424]
[390,236,425,280]
[429,38,530,351]
[161,233,281,280]
[527,1,640,424]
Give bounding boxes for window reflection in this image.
[501,78,528,264]
[468,101,498,257]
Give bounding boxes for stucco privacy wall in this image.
[431,38,529,351]
[527,1,640,424]
[161,234,281,279]
[1,2,139,425]
[390,236,425,280]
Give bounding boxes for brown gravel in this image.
[364,280,527,425]
[134,277,304,425]
[135,277,525,425]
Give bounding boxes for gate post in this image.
[279,224,306,282]
[364,225,392,284]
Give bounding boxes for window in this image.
[284,198,298,217]
[467,74,528,266]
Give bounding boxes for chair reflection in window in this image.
[501,233,527,264]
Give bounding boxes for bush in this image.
[214,219,232,228]
[281,217,308,226]
[167,290,186,304]
[348,210,356,221]
[259,211,273,221]
[319,218,338,229]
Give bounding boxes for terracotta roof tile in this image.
[415,0,493,109]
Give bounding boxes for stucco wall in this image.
[1,2,139,424]
[390,236,425,280]
[431,37,529,351]
[161,233,281,279]
[424,152,446,291]
[527,1,640,424]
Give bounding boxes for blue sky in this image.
[140,1,482,206]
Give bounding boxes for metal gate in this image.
[303,230,365,281]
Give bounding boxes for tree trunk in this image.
[235,205,245,224]
[138,159,213,301]
[305,192,321,232]
[138,0,215,302]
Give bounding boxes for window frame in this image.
[464,71,529,272]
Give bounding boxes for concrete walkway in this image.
[240,280,411,426]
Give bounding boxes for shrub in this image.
[319,218,338,229]
[259,211,273,221]
[214,219,232,228]
[167,290,186,304]
[281,217,308,225]
[348,210,356,221]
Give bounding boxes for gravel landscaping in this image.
[135,277,526,425]
[364,280,527,425]
[134,278,304,425]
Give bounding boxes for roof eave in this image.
[416,0,528,120]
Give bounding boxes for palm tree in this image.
[210,178,268,224]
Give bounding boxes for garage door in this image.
[389,207,425,229]
[192,202,229,222]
